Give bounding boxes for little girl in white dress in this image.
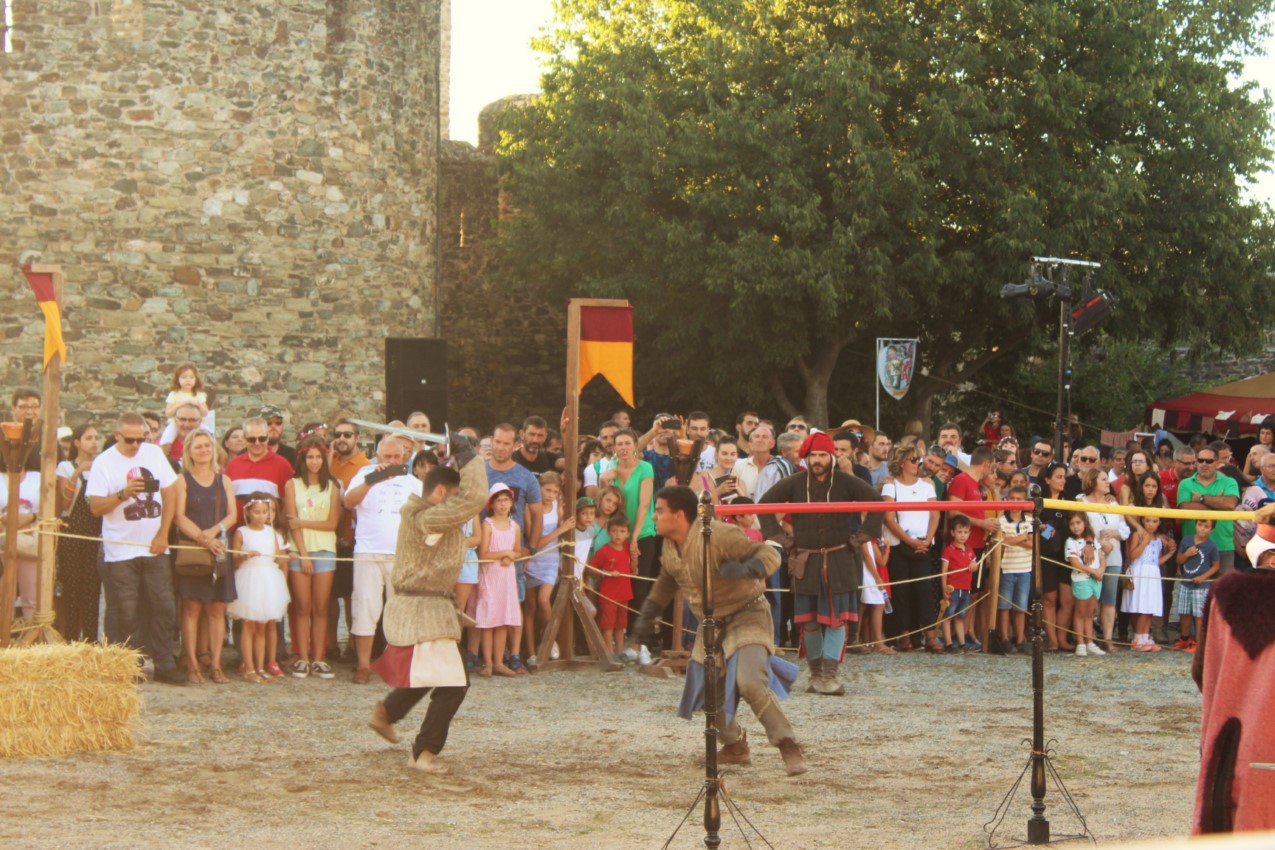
[228,495,291,681]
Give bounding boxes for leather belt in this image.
[397,589,456,599]
[796,544,848,555]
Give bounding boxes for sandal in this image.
[197,651,214,672]
[210,668,230,685]
[242,670,263,683]
[187,669,205,685]
[508,655,530,675]
[479,665,492,678]
[492,665,517,677]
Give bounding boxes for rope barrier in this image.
[1040,498,1253,522]
[8,610,56,635]
[714,496,1255,522]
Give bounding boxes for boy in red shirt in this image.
[940,516,976,653]
[589,514,634,660]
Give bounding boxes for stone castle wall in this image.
[0,0,446,427]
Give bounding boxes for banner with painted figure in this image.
[876,338,918,400]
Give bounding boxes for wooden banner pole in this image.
[30,264,64,645]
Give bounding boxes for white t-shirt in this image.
[733,456,762,495]
[0,471,41,518]
[1065,537,1101,584]
[86,443,178,563]
[347,465,421,554]
[582,456,618,489]
[998,515,1032,573]
[880,477,937,542]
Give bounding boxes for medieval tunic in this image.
[1190,569,1275,834]
[372,459,488,689]
[649,518,796,742]
[758,469,883,625]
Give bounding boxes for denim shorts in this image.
[998,571,1031,611]
[288,550,337,573]
[944,588,971,619]
[1071,576,1102,601]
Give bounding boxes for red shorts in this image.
[597,599,629,631]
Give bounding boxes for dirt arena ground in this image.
[0,647,1201,849]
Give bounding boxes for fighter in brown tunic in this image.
[630,485,806,776]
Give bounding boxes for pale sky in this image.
[449,2,1275,204]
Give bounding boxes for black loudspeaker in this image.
[385,338,448,428]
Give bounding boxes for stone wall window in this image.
[3,0,14,54]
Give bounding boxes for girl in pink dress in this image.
[475,483,524,677]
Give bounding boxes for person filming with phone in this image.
[343,436,421,683]
[693,436,750,505]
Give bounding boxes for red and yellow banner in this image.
[21,266,67,368]
[579,305,633,406]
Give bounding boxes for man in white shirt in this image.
[344,436,422,682]
[87,412,184,685]
[582,419,619,499]
[733,422,776,496]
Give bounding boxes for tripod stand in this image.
[662,492,773,850]
[984,486,1094,849]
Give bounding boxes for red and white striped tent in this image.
[1146,371,1275,434]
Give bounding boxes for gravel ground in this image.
[0,646,1202,849]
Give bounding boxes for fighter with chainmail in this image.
[629,485,806,776]
[366,437,486,773]
[759,431,882,696]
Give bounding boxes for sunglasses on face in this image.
[245,436,269,444]
[1197,456,1216,464]
[788,424,808,431]
[333,431,357,439]
[1032,448,1052,456]
[118,436,145,445]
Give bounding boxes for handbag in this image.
[1119,569,1134,592]
[0,528,40,559]
[173,475,226,577]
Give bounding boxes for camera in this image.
[141,478,160,493]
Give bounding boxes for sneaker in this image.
[550,641,561,661]
[1085,642,1106,656]
[1172,638,1191,650]
[311,660,335,679]
[1184,640,1197,654]
[620,648,638,665]
[965,638,983,652]
[464,652,481,673]
[637,645,652,666]
[266,661,285,678]
[526,655,538,668]
[1074,644,1088,657]
[291,659,310,679]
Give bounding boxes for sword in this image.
[347,418,450,449]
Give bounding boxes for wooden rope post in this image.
[29,264,65,645]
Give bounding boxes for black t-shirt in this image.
[273,442,297,468]
[513,448,560,475]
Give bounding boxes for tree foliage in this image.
[495,0,1275,430]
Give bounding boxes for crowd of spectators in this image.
[3,371,1270,682]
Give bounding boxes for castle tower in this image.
[0,0,448,422]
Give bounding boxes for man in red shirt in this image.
[945,447,998,650]
[1160,446,1196,509]
[224,418,295,511]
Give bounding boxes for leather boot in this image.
[368,701,399,743]
[777,738,807,776]
[717,728,752,766]
[814,661,846,696]
[805,658,824,693]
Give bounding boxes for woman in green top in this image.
[601,429,658,605]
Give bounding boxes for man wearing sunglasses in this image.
[87,412,184,685]
[260,403,297,467]
[1022,438,1055,487]
[326,418,370,660]
[1178,447,1241,577]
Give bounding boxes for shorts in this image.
[288,550,337,573]
[1071,577,1102,601]
[515,562,526,603]
[1176,584,1208,618]
[944,588,971,620]
[597,598,629,631]
[350,553,395,636]
[458,555,479,586]
[1041,558,1069,594]
[997,572,1031,611]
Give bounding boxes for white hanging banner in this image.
[876,338,918,401]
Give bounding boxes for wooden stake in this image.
[31,264,64,645]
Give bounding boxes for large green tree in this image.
[495,0,1275,430]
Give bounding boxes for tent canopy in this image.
[1146,371,1275,434]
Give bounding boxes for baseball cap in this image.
[945,453,961,471]
[575,496,597,510]
[56,426,73,441]
[259,403,286,420]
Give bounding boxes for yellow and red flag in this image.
[21,265,67,368]
[578,304,634,406]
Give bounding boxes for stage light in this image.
[1070,289,1115,336]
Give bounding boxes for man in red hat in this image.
[758,431,882,695]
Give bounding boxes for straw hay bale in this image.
[0,642,142,757]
